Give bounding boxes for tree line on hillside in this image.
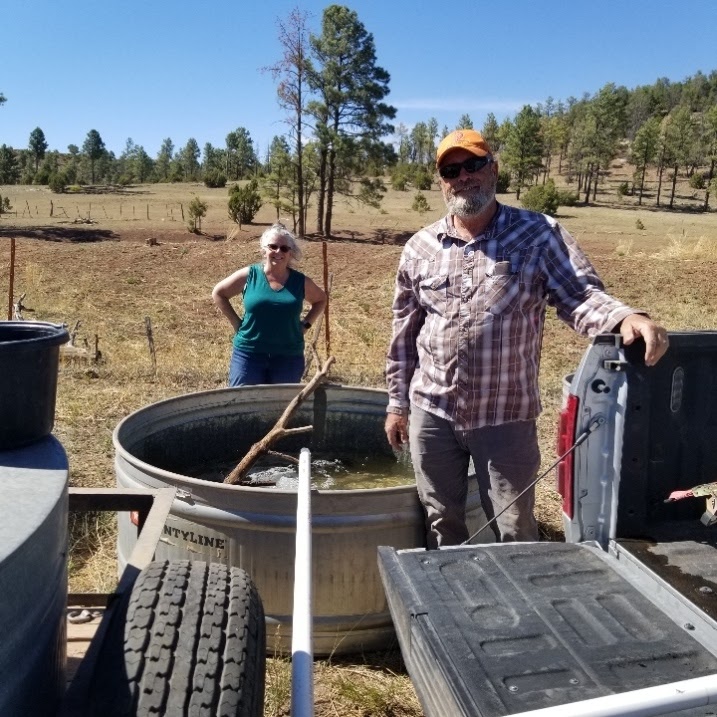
[487,78,717,213]
[2,6,717,234]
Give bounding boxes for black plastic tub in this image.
[0,322,69,451]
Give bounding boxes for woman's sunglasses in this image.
[438,156,492,180]
[266,243,291,253]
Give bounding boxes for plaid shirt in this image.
[386,204,640,429]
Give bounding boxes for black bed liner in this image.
[616,521,717,621]
[378,541,717,717]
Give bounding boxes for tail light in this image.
[556,394,579,519]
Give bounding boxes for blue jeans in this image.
[228,347,305,386]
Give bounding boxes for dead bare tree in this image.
[13,293,33,320]
[69,320,82,346]
[224,355,335,485]
[7,237,15,320]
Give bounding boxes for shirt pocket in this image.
[485,255,526,315]
[418,274,450,314]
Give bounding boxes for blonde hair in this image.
[259,222,302,263]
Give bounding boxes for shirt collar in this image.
[436,202,505,245]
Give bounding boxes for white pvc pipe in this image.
[508,674,717,717]
[291,447,314,717]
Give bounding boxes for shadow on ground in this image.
[0,225,120,242]
[304,229,414,246]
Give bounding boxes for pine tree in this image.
[457,114,473,130]
[180,138,201,181]
[155,138,174,182]
[28,127,48,172]
[82,129,105,184]
[663,105,698,208]
[481,113,500,153]
[630,116,661,205]
[702,105,717,210]
[501,106,543,199]
[307,4,395,236]
[263,135,294,220]
[0,144,19,184]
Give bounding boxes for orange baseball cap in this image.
[436,129,491,166]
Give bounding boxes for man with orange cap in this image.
[384,128,669,548]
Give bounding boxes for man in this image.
[385,129,669,549]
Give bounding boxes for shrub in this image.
[412,168,433,190]
[228,179,262,225]
[48,172,66,193]
[390,165,410,191]
[617,181,630,197]
[496,169,511,194]
[35,166,52,185]
[412,192,430,214]
[521,180,559,216]
[391,174,408,191]
[204,169,227,189]
[357,177,386,209]
[63,164,78,185]
[556,189,579,207]
[689,173,706,190]
[187,196,208,233]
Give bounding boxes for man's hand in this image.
[620,314,669,367]
[385,413,409,451]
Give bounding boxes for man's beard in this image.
[443,179,496,218]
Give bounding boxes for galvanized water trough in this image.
[114,383,489,656]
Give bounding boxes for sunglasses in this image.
[438,156,492,180]
[266,243,291,253]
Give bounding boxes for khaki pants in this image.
[409,405,541,549]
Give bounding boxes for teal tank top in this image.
[232,264,305,355]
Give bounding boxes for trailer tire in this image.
[88,560,265,717]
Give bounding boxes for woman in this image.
[212,223,327,386]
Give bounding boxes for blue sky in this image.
[2,0,716,159]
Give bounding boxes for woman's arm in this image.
[302,277,327,332]
[212,266,251,333]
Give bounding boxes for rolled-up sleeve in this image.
[543,223,643,336]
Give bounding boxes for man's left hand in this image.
[619,314,669,366]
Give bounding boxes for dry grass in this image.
[67,511,118,594]
[265,649,421,717]
[2,175,717,716]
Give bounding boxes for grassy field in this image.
[2,176,717,716]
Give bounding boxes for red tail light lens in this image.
[556,394,579,519]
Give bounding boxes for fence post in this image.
[7,237,15,320]
[322,242,331,359]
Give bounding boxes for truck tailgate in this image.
[378,542,717,717]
